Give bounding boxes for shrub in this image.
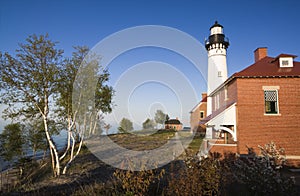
[112,159,165,196]
[227,142,296,195]
[165,152,222,195]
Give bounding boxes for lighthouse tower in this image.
[205,21,230,116]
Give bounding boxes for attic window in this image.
[279,57,293,67]
[282,60,289,66]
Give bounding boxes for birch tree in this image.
[0,34,63,176]
[57,46,113,174]
[0,35,114,176]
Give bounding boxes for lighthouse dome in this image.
[205,21,229,50]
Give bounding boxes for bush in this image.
[165,142,297,195]
[225,142,296,195]
[165,152,222,195]
[112,159,165,196]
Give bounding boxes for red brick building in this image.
[190,93,207,134]
[200,48,300,164]
[165,118,183,131]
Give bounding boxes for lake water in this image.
[0,131,68,171]
[0,127,122,171]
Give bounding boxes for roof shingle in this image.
[233,55,300,78]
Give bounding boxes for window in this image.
[218,71,222,77]
[216,93,220,110]
[264,90,278,114]
[282,60,289,66]
[200,111,204,119]
[224,86,228,100]
[279,57,293,67]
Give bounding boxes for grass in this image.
[108,129,176,150]
[108,129,203,154]
[1,130,205,195]
[187,133,204,153]
[4,135,298,196]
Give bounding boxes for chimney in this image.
[201,92,207,100]
[254,47,268,62]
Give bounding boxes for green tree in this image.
[154,110,167,128]
[142,118,156,130]
[165,114,170,122]
[0,123,25,162]
[0,35,114,176]
[118,118,133,133]
[26,120,48,159]
[57,46,113,174]
[0,34,63,176]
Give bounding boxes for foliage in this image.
[57,45,113,126]
[154,110,167,128]
[0,123,25,162]
[165,114,170,122]
[0,35,114,176]
[1,140,298,195]
[113,160,165,196]
[118,118,133,133]
[56,46,114,174]
[142,118,156,130]
[165,152,221,195]
[165,141,296,195]
[258,141,286,169]
[25,120,48,158]
[0,34,63,176]
[16,157,40,181]
[0,34,63,121]
[224,143,296,195]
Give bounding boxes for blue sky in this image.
[1,0,300,130]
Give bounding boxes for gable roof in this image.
[190,95,207,113]
[275,54,297,59]
[210,55,300,96]
[233,55,300,78]
[165,119,182,125]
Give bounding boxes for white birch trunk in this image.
[62,134,84,174]
[42,96,60,176]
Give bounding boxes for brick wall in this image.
[190,102,207,131]
[209,144,238,155]
[165,124,182,131]
[236,77,300,156]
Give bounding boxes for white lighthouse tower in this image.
[205,21,230,116]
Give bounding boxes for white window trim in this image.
[262,86,280,90]
[279,57,293,68]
